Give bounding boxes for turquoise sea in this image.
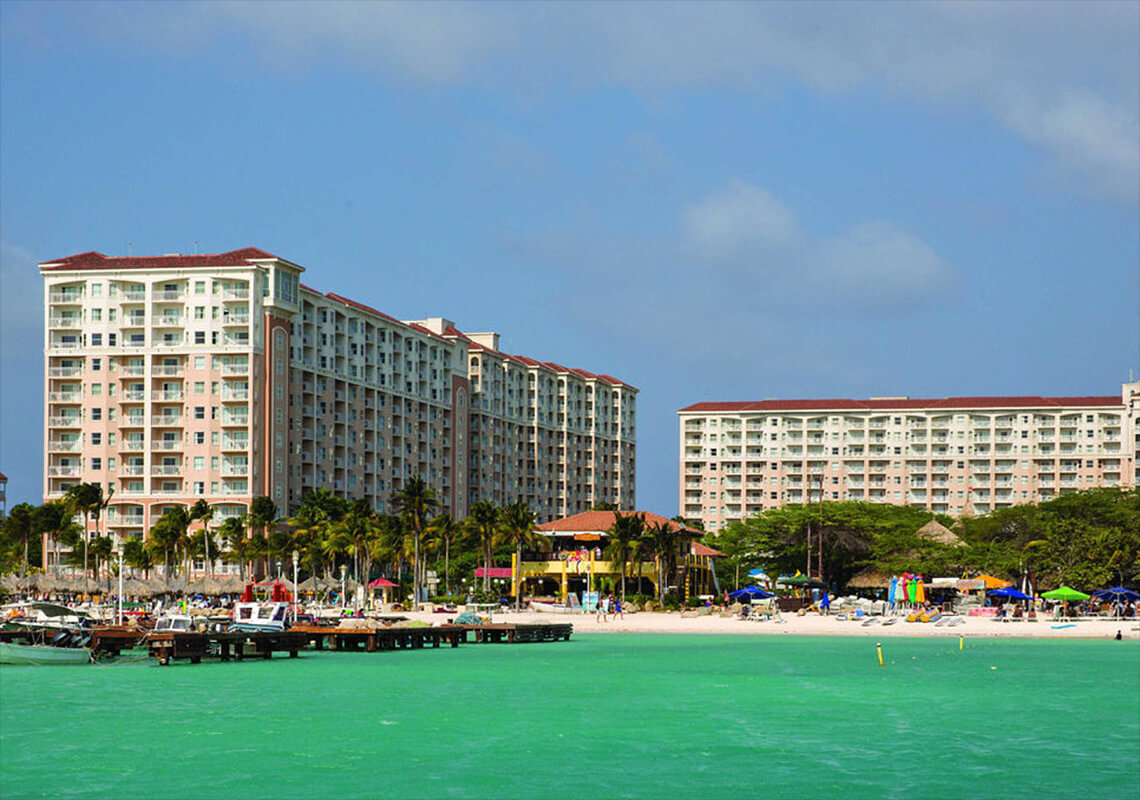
[1,634,1138,800]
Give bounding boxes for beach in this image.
[397,607,1140,639]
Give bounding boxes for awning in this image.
[475,567,513,578]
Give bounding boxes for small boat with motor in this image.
[0,628,93,665]
[531,596,583,614]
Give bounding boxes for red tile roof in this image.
[536,510,698,535]
[0,471,7,481]
[679,396,1121,413]
[445,331,636,390]
[692,542,725,557]
[40,248,280,271]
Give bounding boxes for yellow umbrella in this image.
[914,580,926,605]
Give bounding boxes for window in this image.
[91,408,102,421]
[193,432,205,445]
[194,381,205,395]
[193,457,204,470]
[194,356,205,369]
[91,433,102,445]
[107,457,115,470]
[91,458,102,470]
[91,283,102,296]
[91,309,102,322]
[195,281,206,295]
[195,332,206,345]
[91,358,101,371]
[91,333,102,346]
[91,383,102,396]
[194,406,205,420]
[194,482,205,495]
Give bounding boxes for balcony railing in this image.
[48,441,81,452]
[119,465,145,476]
[221,415,249,427]
[154,290,185,301]
[120,365,145,376]
[221,389,249,401]
[50,340,83,349]
[120,416,146,427]
[221,288,250,300]
[49,366,83,377]
[121,441,145,451]
[221,364,248,376]
[222,464,249,476]
[151,416,182,426]
[48,392,83,403]
[49,292,83,304]
[122,390,147,402]
[151,466,181,476]
[152,391,183,401]
[49,317,82,328]
[151,440,183,451]
[220,438,248,450]
[153,365,183,376]
[48,466,82,477]
[121,290,146,301]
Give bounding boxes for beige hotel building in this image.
[40,248,635,560]
[679,386,1140,531]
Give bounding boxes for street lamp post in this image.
[116,537,124,627]
[340,564,347,610]
[292,549,299,623]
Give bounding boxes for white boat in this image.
[531,597,582,614]
[229,602,290,633]
[152,614,196,633]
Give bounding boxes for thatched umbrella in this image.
[187,576,225,596]
[70,576,104,596]
[846,567,892,590]
[0,574,20,591]
[27,574,63,593]
[216,575,247,594]
[298,576,332,593]
[915,518,963,547]
[119,578,158,598]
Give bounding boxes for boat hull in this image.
[531,602,575,614]
[0,641,92,666]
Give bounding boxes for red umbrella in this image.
[368,577,398,588]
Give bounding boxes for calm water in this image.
[1,634,1138,799]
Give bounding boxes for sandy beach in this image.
[396,608,1140,640]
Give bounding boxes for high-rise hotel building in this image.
[679,386,1139,531]
[40,248,635,554]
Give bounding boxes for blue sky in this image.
[2,1,1137,514]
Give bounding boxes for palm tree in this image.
[148,509,186,586]
[189,499,215,576]
[427,513,464,596]
[218,515,248,581]
[391,476,438,611]
[646,521,680,605]
[466,500,500,593]
[66,482,100,590]
[36,500,79,577]
[3,503,38,586]
[500,499,537,611]
[248,495,279,577]
[605,512,645,606]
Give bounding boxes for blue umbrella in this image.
[729,585,775,601]
[988,586,1031,600]
[1092,587,1140,601]
[888,576,898,605]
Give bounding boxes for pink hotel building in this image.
[40,248,635,563]
[679,387,1140,532]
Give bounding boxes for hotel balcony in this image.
[48,392,83,403]
[119,364,146,377]
[48,466,82,477]
[122,390,147,402]
[49,316,83,328]
[49,291,84,304]
[121,440,145,451]
[119,465,145,476]
[222,363,248,376]
[47,415,81,428]
[222,313,250,326]
[151,415,183,426]
[151,466,182,476]
[48,441,82,453]
[120,416,146,428]
[221,388,250,401]
[154,289,185,302]
[153,364,184,377]
[220,437,249,451]
[221,288,250,300]
[152,390,183,401]
[221,414,249,427]
[48,366,83,377]
[222,463,249,476]
[151,440,184,451]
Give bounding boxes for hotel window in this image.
[91,458,102,470]
[194,482,205,495]
[91,408,102,421]
[107,457,115,470]
[91,283,102,296]
[195,307,205,319]
[194,406,205,420]
[193,432,205,445]
[91,433,102,445]
[92,308,102,322]
[91,333,102,346]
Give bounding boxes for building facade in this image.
[679,386,1139,532]
[40,247,635,560]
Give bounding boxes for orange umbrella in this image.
[974,574,1011,589]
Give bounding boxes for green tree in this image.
[645,520,681,604]
[605,511,645,606]
[391,477,438,610]
[466,500,500,593]
[500,499,538,610]
[248,496,279,577]
[66,482,101,588]
[427,513,464,596]
[189,499,215,576]
[36,500,80,576]
[149,506,189,585]
[2,503,40,582]
[219,515,249,581]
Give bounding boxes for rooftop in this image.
[679,395,1121,413]
[39,248,287,272]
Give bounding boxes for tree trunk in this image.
[412,527,420,611]
[444,537,451,596]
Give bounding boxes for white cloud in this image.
[12,1,1138,200]
[678,181,953,307]
[682,180,801,259]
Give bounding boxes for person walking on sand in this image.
[612,594,624,620]
[596,595,608,623]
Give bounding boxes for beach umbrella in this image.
[215,575,247,594]
[1091,587,1140,601]
[988,586,1031,600]
[368,577,398,588]
[914,579,926,605]
[1041,586,1090,602]
[728,585,775,602]
[778,574,826,590]
[974,574,1011,590]
[888,576,898,605]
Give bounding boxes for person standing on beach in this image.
[820,591,830,616]
[596,594,608,623]
[613,594,624,620]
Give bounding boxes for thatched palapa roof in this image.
[845,567,892,589]
[915,519,963,547]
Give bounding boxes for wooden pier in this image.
[135,621,573,665]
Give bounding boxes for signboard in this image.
[583,591,600,613]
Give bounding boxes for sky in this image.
[1,1,1138,515]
